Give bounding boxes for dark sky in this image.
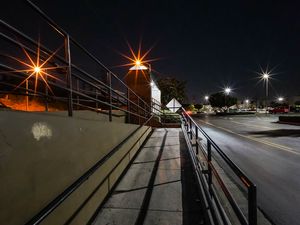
[1,0,300,102]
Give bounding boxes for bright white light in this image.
[150,81,154,86]
[34,66,41,73]
[245,99,249,104]
[278,97,284,102]
[205,96,209,101]
[263,73,269,79]
[225,88,231,95]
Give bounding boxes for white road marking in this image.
[198,119,300,156]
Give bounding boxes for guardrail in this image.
[0,0,163,125]
[181,109,257,225]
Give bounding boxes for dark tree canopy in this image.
[157,77,186,105]
[209,92,237,108]
[295,101,300,105]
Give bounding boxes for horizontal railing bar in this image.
[210,162,248,225]
[25,0,150,108]
[0,19,151,112]
[26,0,66,36]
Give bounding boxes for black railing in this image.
[0,0,162,125]
[181,109,257,225]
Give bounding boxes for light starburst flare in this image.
[113,40,160,71]
[1,39,66,95]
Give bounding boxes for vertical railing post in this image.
[25,80,29,111]
[95,89,98,112]
[138,98,141,125]
[183,114,187,131]
[189,118,193,139]
[45,74,48,112]
[107,72,112,122]
[195,127,199,154]
[76,79,79,110]
[127,88,130,124]
[207,140,213,196]
[65,35,73,117]
[248,185,257,225]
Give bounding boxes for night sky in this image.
[1,0,300,102]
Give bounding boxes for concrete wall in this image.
[0,110,151,225]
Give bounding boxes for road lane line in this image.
[198,119,300,156]
[229,120,273,130]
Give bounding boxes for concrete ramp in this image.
[92,128,205,225]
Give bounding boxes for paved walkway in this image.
[92,128,205,225]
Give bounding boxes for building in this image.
[125,63,161,114]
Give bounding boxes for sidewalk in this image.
[92,128,205,225]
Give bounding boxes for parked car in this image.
[269,107,289,114]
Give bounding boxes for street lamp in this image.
[135,60,151,72]
[204,95,209,101]
[262,73,269,110]
[245,99,249,110]
[224,87,231,95]
[278,97,284,102]
[224,87,231,111]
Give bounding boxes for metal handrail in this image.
[0,1,163,124]
[25,0,150,109]
[181,108,257,225]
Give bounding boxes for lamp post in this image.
[204,95,209,103]
[262,73,269,111]
[245,99,249,109]
[224,87,231,111]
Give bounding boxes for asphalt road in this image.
[193,114,300,225]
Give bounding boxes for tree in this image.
[209,92,237,108]
[185,104,196,111]
[295,101,300,106]
[157,77,186,104]
[194,103,203,111]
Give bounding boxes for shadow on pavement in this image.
[179,131,206,225]
[248,129,300,137]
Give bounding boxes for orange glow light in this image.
[135,60,141,66]
[34,66,41,73]
[1,39,66,95]
[113,40,159,71]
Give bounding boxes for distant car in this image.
[269,107,289,114]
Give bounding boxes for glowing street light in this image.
[223,87,231,112]
[263,73,269,79]
[278,97,284,102]
[262,72,270,110]
[135,60,141,66]
[34,66,41,73]
[204,95,209,101]
[245,99,249,104]
[224,87,231,95]
[262,72,269,97]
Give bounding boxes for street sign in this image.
[166,98,182,112]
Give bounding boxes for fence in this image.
[181,109,257,225]
[0,0,161,125]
